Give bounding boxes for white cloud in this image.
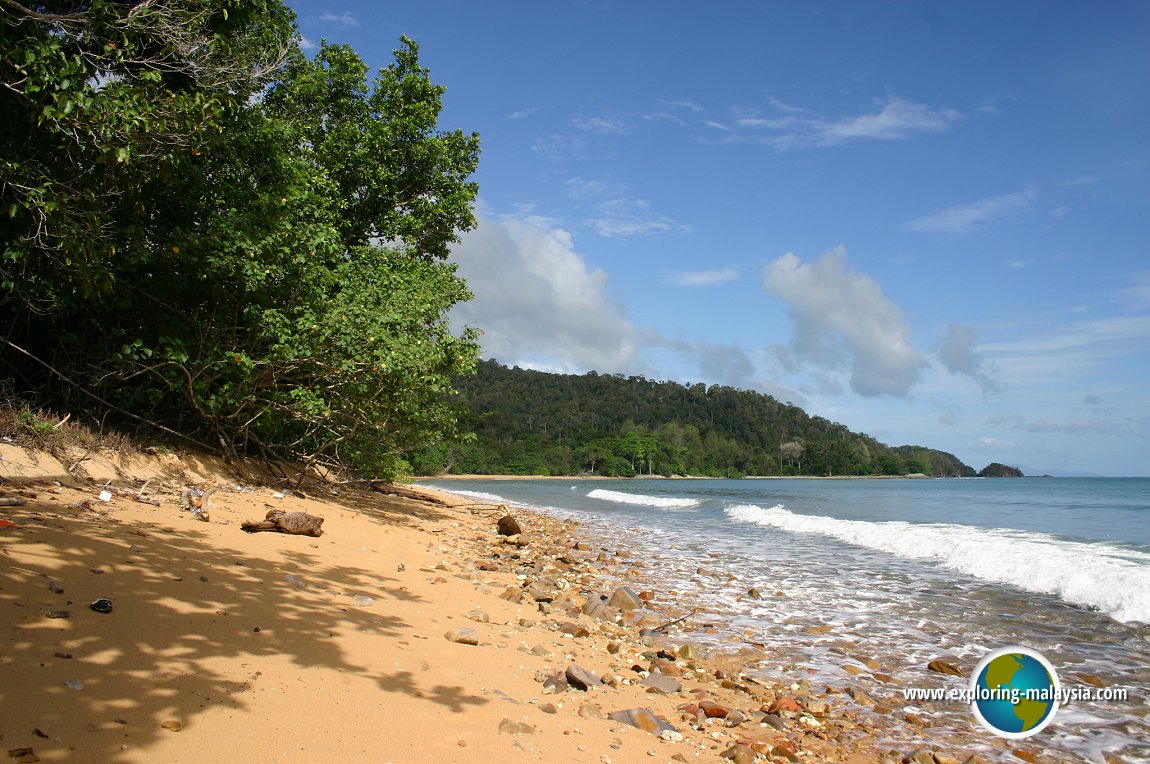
[573,115,630,135]
[985,413,1121,436]
[318,11,358,26]
[815,95,961,144]
[644,331,756,388]
[762,246,928,397]
[936,324,1004,394]
[660,99,705,113]
[587,206,689,238]
[299,35,319,52]
[727,95,960,149]
[904,189,1037,234]
[667,267,740,287]
[971,436,1016,449]
[531,134,589,162]
[450,216,638,373]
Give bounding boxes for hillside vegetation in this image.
[413,360,975,478]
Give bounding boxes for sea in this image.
[417,476,1150,763]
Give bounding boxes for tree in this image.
[2,15,482,480]
[1,0,296,306]
[780,440,804,472]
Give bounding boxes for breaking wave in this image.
[587,488,701,509]
[725,503,1150,623]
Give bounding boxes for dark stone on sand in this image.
[902,750,943,764]
[642,672,682,694]
[497,515,522,536]
[444,627,479,646]
[607,708,676,735]
[557,621,590,638]
[769,697,800,713]
[565,664,602,691]
[724,709,748,726]
[720,744,757,764]
[759,712,787,730]
[699,700,731,718]
[582,600,617,622]
[608,586,643,611]
[498,586,524,603]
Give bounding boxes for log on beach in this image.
[241,508,325,537]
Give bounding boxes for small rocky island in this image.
[978,462,1024,477]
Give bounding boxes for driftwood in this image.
[643,610,697,636]
[241,508,324,537]
[370,483,453,506]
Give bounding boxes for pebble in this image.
[498,718,535,735]
[444,627,479,646]
[579,704,606,719]
[1075,673,1105,688]
[927,659,964,677]
[720,744,757,764]
[565,664,602,691]
[607,708,676,735]
[769,697,800,713]
[608,586,643,611]
[642,671,682,694]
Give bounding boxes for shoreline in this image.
[419,473,946,481]
[0,445,1001,763]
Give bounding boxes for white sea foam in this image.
[587,488,701,509]
[443,489,507,503]
[725,503,1150,624]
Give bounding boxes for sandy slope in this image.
[0,445,888,764]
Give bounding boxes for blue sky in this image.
[287,1,1150,476]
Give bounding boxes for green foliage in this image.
[978,462,1024,477]
[418,361,975,478]
[1,0,296,306]
[1,6,481,480]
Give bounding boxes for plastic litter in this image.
[98,490,112,502]
[90,598,113,614]
[65,679,84,690]
[351,595,374,607]
[285,574,306,588]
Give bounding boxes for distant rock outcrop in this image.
[978,462,1024,477]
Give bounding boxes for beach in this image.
[0,445,897,764]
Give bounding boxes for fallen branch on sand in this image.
[642,610,697,636]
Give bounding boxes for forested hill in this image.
[413,360,975,478]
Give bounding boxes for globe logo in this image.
[970,646,1061,739]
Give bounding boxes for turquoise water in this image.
[420,476,1150,762]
